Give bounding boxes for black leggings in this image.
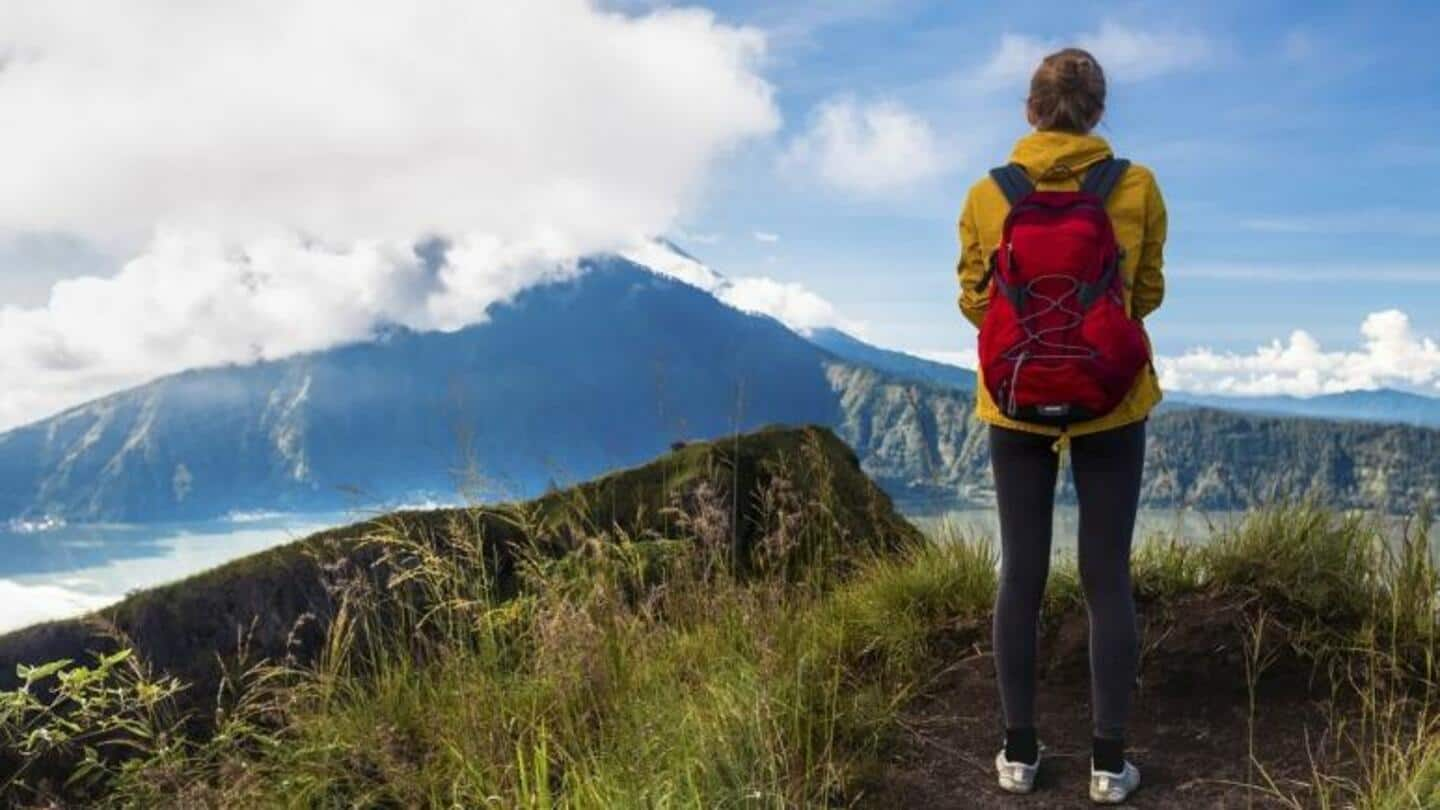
[989,420,1145,740]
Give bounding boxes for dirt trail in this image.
[856,594,1359,809]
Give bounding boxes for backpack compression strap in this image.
[975,164,1032,294]
[1080,157,1131,200]
[988,163,1033,206]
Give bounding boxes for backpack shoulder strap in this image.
[988,163,1034,206]
[1080,157,1131,201]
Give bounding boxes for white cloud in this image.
[972,21,1213,89]
[915,310,1440,399]
[0,0,778,431]
[782,97,945,194]
[623,241,860,337]
[1157,310,1440,397]
[0,1,776,247]
[0,579,114,634]
[720,277,854,334]
[753,231,781,243]
[0,232,597,430]
[621,239,725,290]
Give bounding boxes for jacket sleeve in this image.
[1131,176,1167,321]
[957,190,989,329]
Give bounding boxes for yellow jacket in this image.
[956,130,1167,442]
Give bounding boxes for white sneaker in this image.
[995,748,1041,794]
[1089,760,1140,804]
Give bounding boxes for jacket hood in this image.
[1008,130,1113,181]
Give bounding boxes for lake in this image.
[2,506,1435,635]
[0,513,347,634]
[909,506,1244,551]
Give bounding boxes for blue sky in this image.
[1,0,1438,430]
[654,0,1440,358]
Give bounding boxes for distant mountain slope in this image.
[807,324,1440,431]
[823,362,987,505]
[1140,406,1440,510]
[1166,388,1440,428]
[1,252,1436,521]
[824,369,1440,514]
[808,328,975,391]
[808,327,1440,430]
[812,324,1440,429]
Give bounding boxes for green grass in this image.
[3,495,1438,808]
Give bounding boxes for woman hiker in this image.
[955,47,1167,804]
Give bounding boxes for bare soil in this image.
[854,593,1361,809]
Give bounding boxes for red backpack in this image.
[975,158,1150,427]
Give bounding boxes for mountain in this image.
[1166,388,1440,428]
[1,252,1437,522]
[0,257,841,522]
[807,328,975,391]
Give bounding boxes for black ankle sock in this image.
[1093,736,1125,774]
[1004,727,1038,765]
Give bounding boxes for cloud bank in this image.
[0,579,113,635]
[0,0,778,431]
[721,276,854,334]
[1157,310,1440,397]
[0,233,600,431]
[0,0,777,246]
[621,241,861,336]
[920,310,1440,399]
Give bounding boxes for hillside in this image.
[0,426,918,700]
[2,430,1435,808]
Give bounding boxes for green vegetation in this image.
[0,430,1437,807]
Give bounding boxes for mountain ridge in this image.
[807,327,977,391]
[1165,387,1440,428]
[1,251,1437,522]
